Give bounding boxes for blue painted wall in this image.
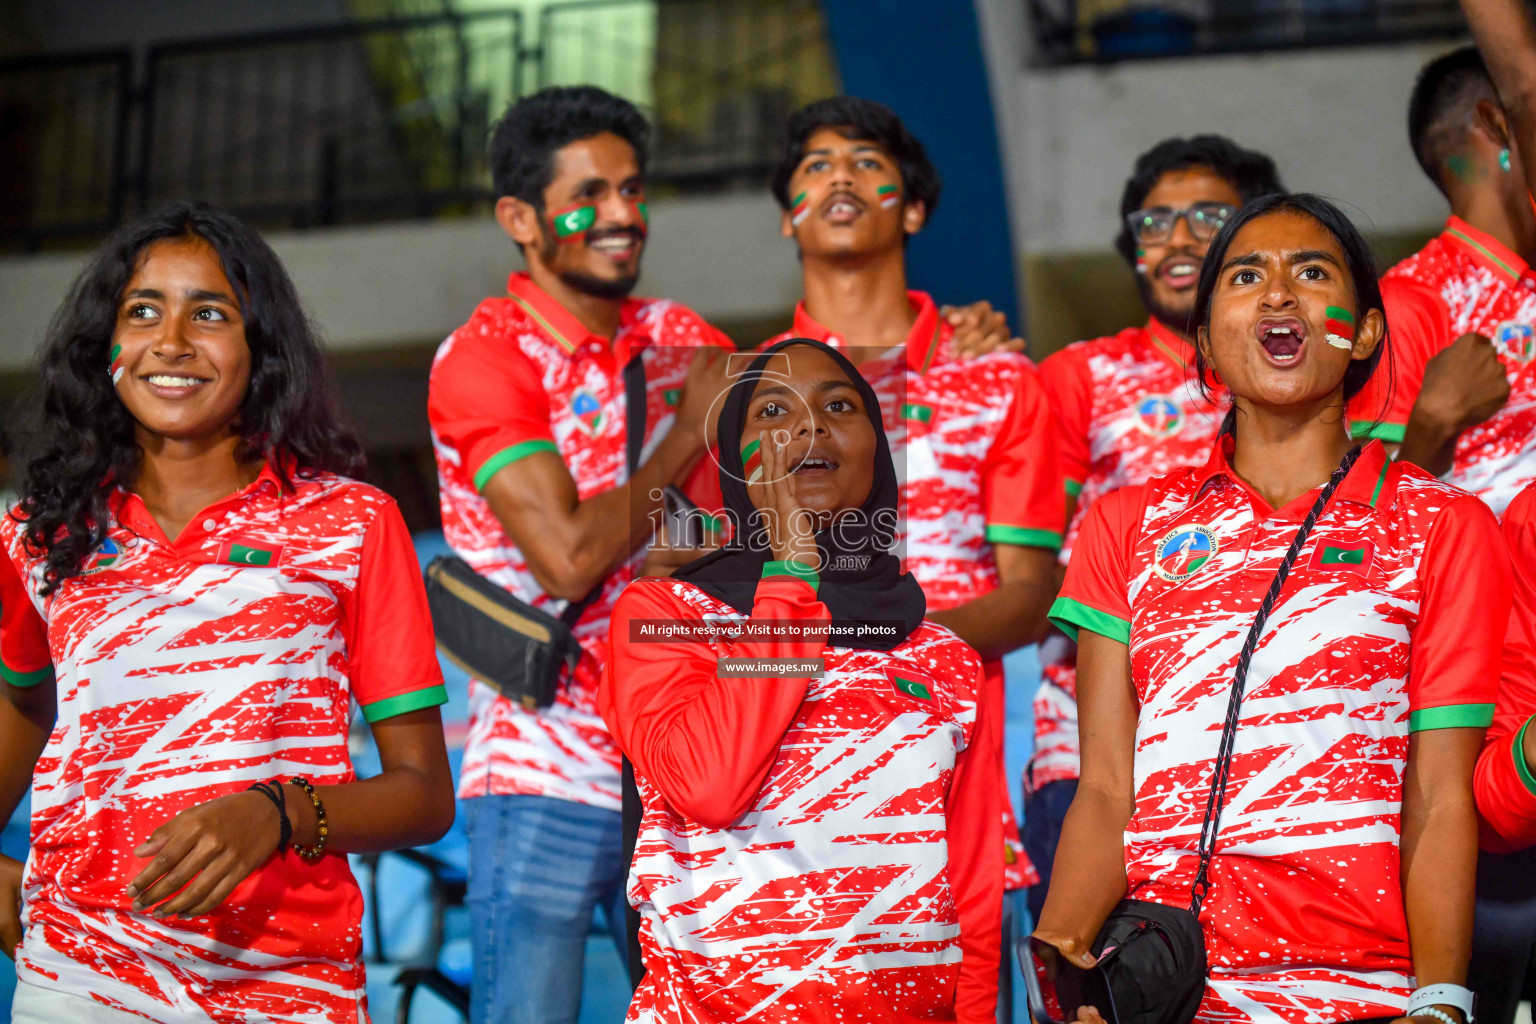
[819,0,1021,331]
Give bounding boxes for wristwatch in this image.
[1407,984,1476,1024]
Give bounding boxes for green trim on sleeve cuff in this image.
[0,662,54,688]
[473,440,559,493]
[761,559,820,594]
[361,684,449,723]
[1513,716,1536,797]
[1065,479,1084,498]
[1408,702,1496,732]
[1048,596,1131,646]
[986,525,1064,551]
[1348,420,1406,444]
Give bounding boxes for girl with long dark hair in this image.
[600,338,1004,1023]
[0,202,454,1024]
[1036,194,1508,1024]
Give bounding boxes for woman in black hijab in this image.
[600,338,1004,1024]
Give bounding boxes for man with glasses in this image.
[1025,136,1285,920]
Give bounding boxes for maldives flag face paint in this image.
[741,438,764,483]
[1324,306,1356,350]
[109,343,126,384]
[790,192,811,227]
[877,184,900,210]
[1135,248,1148,275]
[551,204,597,243]
[634,200,649,233]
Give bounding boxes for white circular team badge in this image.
[1495,322,1535,364]
[1134,394,1185,437]
[1153,524,1218,583]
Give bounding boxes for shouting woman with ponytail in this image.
[1035,193,1508,1024]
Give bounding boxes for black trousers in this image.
[1469,844,1536,1024]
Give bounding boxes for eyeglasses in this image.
[1126,202,1236,245]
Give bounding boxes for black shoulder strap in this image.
[558,351,648,629]
[622,349,650,989]
[1188,444,1361,915]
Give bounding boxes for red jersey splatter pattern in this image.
[1477,483,1536,851]
[1029,321,1224,794]
[0,466,447,1024]
[1354,217,1536,516]
[766,292,1062,889]
[602,573,1003,1024]
[1051,439,1508,1024]
[430,272,730,810]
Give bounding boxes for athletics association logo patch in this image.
[1153,524,1218,582]
[85,536,120,573]
[1135,395,1184,437]
[570,388,605,436]
[1495,322,1535,363]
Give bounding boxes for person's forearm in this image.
[1402,765,1478,988]
[1459,0,1536,196]
[1395,404,1461,477]
[1035,783,1131,946]
[0,683,53,827]
[927,579,1055,658]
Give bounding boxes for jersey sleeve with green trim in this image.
[981,357,1066,551]
[345,497,448,722]
[1478,484,1536,851]
[428,308,556,493]
[0,544,51,688]
[1348,275,1452,443]
[1038,343,1095,495]
[1048,484,1144,644]
[1409,493,1508,729]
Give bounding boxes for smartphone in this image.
[1016,935,1118,1024]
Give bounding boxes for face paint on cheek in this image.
[741,439,764,483]
[1324,306,1356,350]
[877,184,900,210]
[790,192,811,227]
[550,204,597,243]
[109,343,125,385]
[1135,248,1148,275]
[633,200,649,236]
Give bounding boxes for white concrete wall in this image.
[0,193,802,372]
[976,0,1461,256]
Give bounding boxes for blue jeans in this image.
[467,794,629,1024]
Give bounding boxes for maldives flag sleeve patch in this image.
[888,668,935,703]
[1307,539,1375,575]
[217,539,284,566]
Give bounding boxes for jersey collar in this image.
[1192,436,1393,522]
[109,458,291,548]
[1442,216,1531,284]
[505,272,648,365]
[1144,317,1197,375]
[789,290,945,375]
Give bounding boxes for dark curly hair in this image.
[11,201,364,594]
[771,97,941,226]
[489,85,650,212]
[1190,192,1392,437]
[1114,135,1285,267]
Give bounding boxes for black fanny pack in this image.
[423,352,647,710]
[1022,445,1362,1024]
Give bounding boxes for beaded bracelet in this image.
[289,776,330,863]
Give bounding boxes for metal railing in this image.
[139,10,521,229]
[0,50,132,247]
[0,1,838,248]
[1030,0,1494,63]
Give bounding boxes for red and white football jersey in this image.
[765,292,1061,890]
[601,569,1003,1024]
[1478,482,1536,851]
[1354,217,1536,516]
[1027,321,1224,794]
[0,465,446,1024]
[1052,439,1509,1024]
[430,272,730,810]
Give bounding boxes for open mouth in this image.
[1256,319,1306,364]
[822,193,864,225]
[793,451,840,474]
[1158,258,1200,290]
